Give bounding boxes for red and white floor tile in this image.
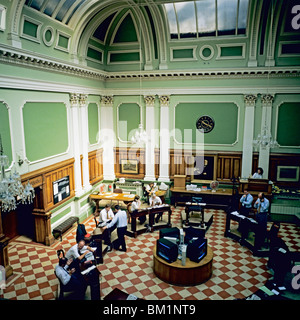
[1,207,299,300]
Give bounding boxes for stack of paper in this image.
[81,265,96,275]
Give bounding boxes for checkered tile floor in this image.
[1,207,299,300]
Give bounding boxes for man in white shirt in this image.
[145,183,157,203]
[254,192,270,249]
[99,204,114,225]
[149,193,163,223]
[239,189,253,217]
[102,205,128,252]
[65,240,95,268]
[131,195,144,224]
[55,257,87,298]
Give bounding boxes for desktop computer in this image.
[187,238,207,263]
[156,238,178,263]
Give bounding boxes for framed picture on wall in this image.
[120,159,139,174]
[191,156,216,182]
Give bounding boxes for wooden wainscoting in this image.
[169,149,242,183]
[20,158,75,245]
[88,149,103,185]
[114,147,145,179]
[216,153,242,182]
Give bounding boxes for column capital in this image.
[144,95,156,107]
[79,94,88,107]
[244,94,257,107]
[261,94,274,107]
[159,95,170,107]
[69,93,79,107]
[101,95,114,107]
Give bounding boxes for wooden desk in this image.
[170,187,233,210]
[90,192,136,211]
[224,211,263,256]
[153,246,213,286]
[128,204,172,238]
[79,261,101,300]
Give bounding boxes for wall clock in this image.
[196,115,215,133]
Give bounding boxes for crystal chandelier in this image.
[253,124,279,150]
[0,135,35,212]
[131,124,148,144]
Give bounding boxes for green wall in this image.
[23,102,69,162]
[174,102,238,145]
[277,102,300,147]
[88,103,99,145]
[0,102,12,164]
[118,103,140,142]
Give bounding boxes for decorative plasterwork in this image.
[101,95,114,106]
[69,93,80,107]
[159,95,170,107]
[0,44,300,82]
[144,95,155,106]
[261,94,275,107]
[244,94,257,107]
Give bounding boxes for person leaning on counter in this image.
[101,205,128,252]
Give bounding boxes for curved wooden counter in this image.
[153,246,213,286]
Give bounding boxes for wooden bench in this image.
[52,216,79,241]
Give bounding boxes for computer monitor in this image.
[156,238,178,263]
[184,226,205,244]
[187,238,207,263]
[159,227,180,239]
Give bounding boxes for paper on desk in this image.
[81,265,96,275]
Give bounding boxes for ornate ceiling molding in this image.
[0,44,300,83]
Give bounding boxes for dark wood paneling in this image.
[88,149,103,185]
[114,147,145,179]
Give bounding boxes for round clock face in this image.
[196,115,215,133]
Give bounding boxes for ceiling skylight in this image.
[25,0,87,25]
[164,0,249,39]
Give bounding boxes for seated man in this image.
[149,192,163,223]
[66,239,96,269]
[239,189,253,217]
[145,183,158,204]
[55,257,87,298]
[99,204,114,225]
[254,192,270,249]
[130,195,144,224]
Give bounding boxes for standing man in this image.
[254,192,270,249]
[102,205,128,252]
[239,189,253,217]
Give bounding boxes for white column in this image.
[241,94,257,178]
[158,95,170,182]
[143,95,156,181]
[100,96,115,181]
[79,94,92,192]
[69,93,83,196]
[258,94,274,179]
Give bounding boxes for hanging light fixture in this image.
[252,0,279,151]
[131,123,148,144]
[129,0,148,145]
[0,135,35,212]
[253,124,279,149]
